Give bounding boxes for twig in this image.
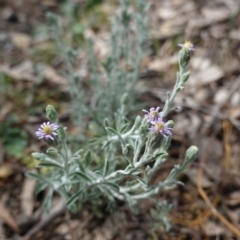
[23,199,66,240]
[197,138,240,237]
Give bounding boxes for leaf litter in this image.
[1,0,240,239]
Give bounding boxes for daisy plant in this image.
[27,40,198,229]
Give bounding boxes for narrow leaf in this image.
[37,161,64,169]
[43,188,54,212]
[67,188,85,206]
[103,158,110,176]
[85,150,92,167]
[103,182,120,192]
[120,123,129,133]
[25,172,50,184]
[74,171,92,182]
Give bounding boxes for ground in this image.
[1,0,240,239]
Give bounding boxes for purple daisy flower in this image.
[36,122,59,140]
[178,41,195,52]
[149,118,172,138]
[143,107,163,123]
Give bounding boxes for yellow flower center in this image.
[183,41,192,50]
[150,111,158,118]
[43,126,52,134]
[155,122,164,131]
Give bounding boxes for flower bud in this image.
[178,41,194,68]
[46,105,58,123]
[185,146,198,163]
[181,72,190,83]
[123,144,134,157]
[121,93,129,105]
[166,120,174,128]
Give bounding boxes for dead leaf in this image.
[188,66,224,86]
[20,178,37,216]
[10,32,32,50]
[42,0,58,7]
[230,29,240,40]
[93,228,112,240]
[148,56,177,72]
[186,168,213,188]
[43,66,67,85]
[202,221,224,236]
[0,164,12,180]
[230,92,240,107]
[225,209,240,226]
[55,223,69,235]
[214,88,229,105]
[157,7,176,20]
[225,191,240,206]
[202,8,232,22]
[0,62,36,82]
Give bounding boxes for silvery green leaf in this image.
[153,151,167,159]
[32,152,48,161]
[103,158,110,176]
[87,189,102,199]
[67,188,85,206]
[35,182,48,194]
[125,165,134,172]
[124,156,132,165]
[105,127,123,142]
[73,171,92,182]
[46,147,58,154]
[103,118,110,127]
[106,201,116,213]
[68,203,78,213]
[37,161,64,169]
[103,182,120,192]
[25,172,51,184]
[70,155,81,161]
[85,150,91,167]
[102,140,111,148]
[129,168,142,175]
[58,125,66,140]
[77,161,86,173]
[32,152,60,163]
[97,185,114,201]
[120,123,129,133]
[43,188,54,212]
[123,193,138,214]
[65,180,72,192]
[72,149,83,158]
[134,176,147,188]
[94,170,103,177]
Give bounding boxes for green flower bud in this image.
[123,144,134,156]
[185,146,198,163]
[121,93,129,105]
[181,72,190,83]
[166,120,174,128]
[138,124,148,135]
[178,41,194,68]
[46,105,58,123]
